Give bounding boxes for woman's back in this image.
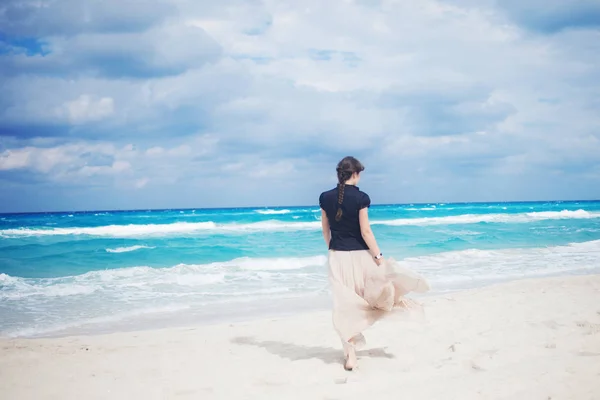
[319,184,370,251]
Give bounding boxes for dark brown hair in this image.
[335,156,365,221]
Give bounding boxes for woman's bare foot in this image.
[344,347,358,371]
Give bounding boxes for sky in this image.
[0,0,599,213]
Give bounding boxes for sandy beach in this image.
[2,275,600,400]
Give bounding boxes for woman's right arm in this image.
[321,209,331,248]
[359,208,383,265]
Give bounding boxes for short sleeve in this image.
[359,192,371,209]
[319,192,325,209]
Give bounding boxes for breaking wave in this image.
[1,209,598,238]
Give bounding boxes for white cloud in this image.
[76,160,131,177]
[58,95,115,124]
[167,145,192,157]
[0,142,118,176]
[248,160,295,178]
[0,149,31,171]
[0,0,176,36]
[135,177,149,188]
[146,146,164,156]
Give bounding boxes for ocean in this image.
[1,200,600,338]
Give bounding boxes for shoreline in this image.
[2,274,599,399]
[4,269,600,340]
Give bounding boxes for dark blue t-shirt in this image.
[319,185,371,251]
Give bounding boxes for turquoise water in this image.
[1,200,600,337]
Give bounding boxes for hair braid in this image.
[335,182,345,221]
[333,156,365,222]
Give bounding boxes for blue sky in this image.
[1,0,599,212]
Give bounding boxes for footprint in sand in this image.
[441,342,498,372]
[447,342,461,352]
[575,321,600,335]
[469,349,499,372]
[470,360,485,371]
[577,351,600,357]
[542,320,561,330]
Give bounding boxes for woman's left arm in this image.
[321,209,331,248]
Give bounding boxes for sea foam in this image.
[373,209,599,227]
[2,241,599,338]
[404,239,600,288]
[255,209,292,215]
[0,255,328,301]
[1,209,598,237]
[105,245,155,253]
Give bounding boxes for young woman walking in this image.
[319,156,429,371]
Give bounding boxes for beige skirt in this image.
[328,250,430,345]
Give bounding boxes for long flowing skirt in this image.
[328,250,430,348]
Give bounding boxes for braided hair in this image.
[335,156,365,221]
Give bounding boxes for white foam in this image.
[0,253,332,338]
[3,239,597,304]
[0,221,219,237]
[220,220,320,232]
[105,245,155,253]
[0,283,99,300]
[1,210,598,238]
[403,239,600,287]
[434,229,483,236]
[255,209,291,215]
[219,255,327,271]
[374,209,600,227]
[0,255,327,302]
[0,273,100,300]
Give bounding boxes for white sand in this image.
[2,275,600,400]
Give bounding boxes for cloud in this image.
[0,23,222,79]
[146,147,164,156]
[135,177,149,189]
[57,95,115,124]
[498,0,600,34]
[0,142,119,175]
[0,59,248,139]
[0,0,599,211]
[0,0,176,36]
[0,133,220,195]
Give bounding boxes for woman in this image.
[319,156,428,371]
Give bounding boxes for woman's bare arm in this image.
[359,208,383,264]
[321,209,331,248]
